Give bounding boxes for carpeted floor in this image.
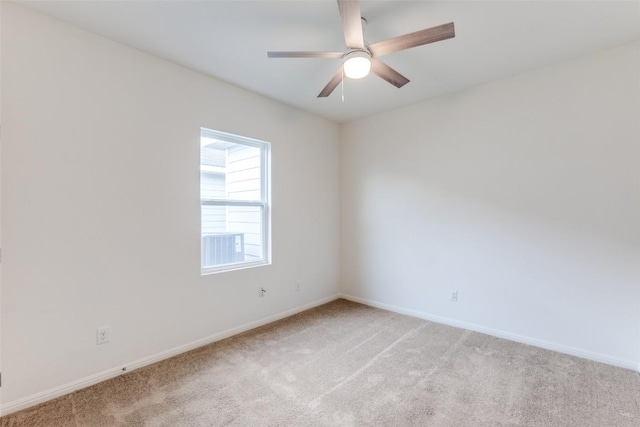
[2,299,640,426]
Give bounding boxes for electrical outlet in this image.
[97,326,111,345]
[295,281,301,292]
[258,287,267,298]
[450,291,458,302]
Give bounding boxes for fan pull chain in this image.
[341,66,345,102]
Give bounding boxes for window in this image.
[200,128,270,274]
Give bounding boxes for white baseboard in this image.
[1,294,341,416]
[340,293,640,372]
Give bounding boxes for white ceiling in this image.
[19,0,640,123]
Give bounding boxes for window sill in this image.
[201,260,271,276]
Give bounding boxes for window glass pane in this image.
[201,205,264,268]
[200,128,269,273]
[200,137,262,202]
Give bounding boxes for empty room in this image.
[1,0,639,426]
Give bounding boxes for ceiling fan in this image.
[267,0,455,98]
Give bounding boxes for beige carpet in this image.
[2,299,640,426]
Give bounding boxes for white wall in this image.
[1,2,340,408]
[340,41,640,369]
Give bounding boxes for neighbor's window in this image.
[200,128,270,274]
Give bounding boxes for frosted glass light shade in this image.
[343,51,371,79]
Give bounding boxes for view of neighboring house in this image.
[200,134,266,268]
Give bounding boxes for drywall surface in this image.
[340,41,640,368]
[1,3,339,406]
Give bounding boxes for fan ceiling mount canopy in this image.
[267,0,455,98]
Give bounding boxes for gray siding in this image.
[227,145,263,261]
[201,173,226,233]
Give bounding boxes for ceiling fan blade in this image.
[369,22,455,58]
[371,59,410,88]
[267,51,344,59]
[318,66,344,98]
[337,0,365,49]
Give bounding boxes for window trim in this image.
[200,128,271,275]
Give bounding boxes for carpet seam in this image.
[290,310,399,373]
[309,322,429,409]
[270,309,398,372]
[176,308,399,401]
[343,312,404,354]
[418,329,470,390]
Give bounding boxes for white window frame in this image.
[200,128,271,275]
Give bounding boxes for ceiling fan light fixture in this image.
[343,50,371,79]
